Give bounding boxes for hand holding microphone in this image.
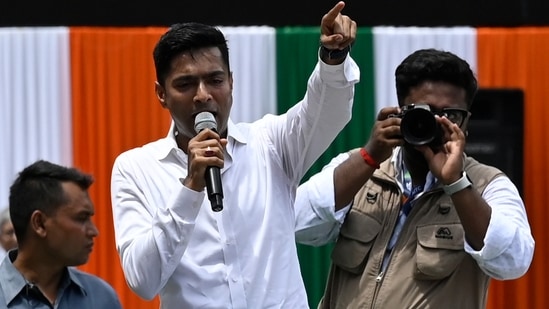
[194,112,224,212]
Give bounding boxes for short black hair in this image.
[9,160,94,243]
[153,22,230,87]
[395,48,478,109]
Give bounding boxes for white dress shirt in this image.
[294,148,535,280]
[111,57,359,309]
[295,152,351,246]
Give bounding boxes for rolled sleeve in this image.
[465,176,535,280]
[295,152,351,246]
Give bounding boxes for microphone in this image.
[194,112,224,212]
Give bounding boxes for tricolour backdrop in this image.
[1,25,547,308]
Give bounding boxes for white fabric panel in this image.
[0,27,71,209]
[219,26,277,123]
[372,27,477,114]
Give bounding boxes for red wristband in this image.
[359,148,380,169]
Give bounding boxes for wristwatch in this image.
[319,45,350,60]
[443,171,473,195]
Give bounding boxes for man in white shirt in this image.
[110,2,359,308]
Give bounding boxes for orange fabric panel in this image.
[70,26,170,309]
[477,27,549,309]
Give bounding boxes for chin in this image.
[403,143,421,155]
[69,256,90,267]
[403,143,427,163]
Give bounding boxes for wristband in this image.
[443,171,473,195]
[359,148,380,169]
[319,45,350,60]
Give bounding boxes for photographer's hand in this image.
[364,106,405,164]
[332,106,403,210]
[417,115,465,184]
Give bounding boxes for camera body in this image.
[391,104,443,146]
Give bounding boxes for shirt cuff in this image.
[464,209,514,259]
[170,185,205,223]
[317,55,360,88]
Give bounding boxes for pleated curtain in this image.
[476,27,549,309]
[0,27,73,207]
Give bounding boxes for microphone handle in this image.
[205,166,223,212]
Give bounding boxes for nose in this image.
[88,222,99,237]
[194,81,212,103]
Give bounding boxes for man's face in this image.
[44,182,98,267]
[0,220,17,252]
[401,80,470,157]
[155,47,233,148]
[403,80,469,128]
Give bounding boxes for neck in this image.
[174,130,190,154]
[402,146,428,187]
[13,248,64,288]
[14,250,65,305]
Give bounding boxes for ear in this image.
[155,81,167,108]
[30,210,48,238]
[229,71,234,91]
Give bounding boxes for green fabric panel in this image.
[276,27,375,308]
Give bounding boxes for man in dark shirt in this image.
[0,160,122,309]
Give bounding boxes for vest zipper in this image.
[371,224,398,309]
[370,270,384,309]
[375,271,384,282]
[367,175,403,309]
[370,186,419,309]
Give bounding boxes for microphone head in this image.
[194,112,217,133]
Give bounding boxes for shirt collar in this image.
[0,250,27,306]
[66,268,87,296]
[153,118,248,161]
[0,250,87,306]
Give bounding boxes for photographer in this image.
[294,48,534,308]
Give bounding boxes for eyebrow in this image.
[173,70,226,81]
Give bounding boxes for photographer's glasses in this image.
[433,108,471,127]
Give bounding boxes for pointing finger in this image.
[322,1,345,26]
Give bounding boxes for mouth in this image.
[193,111,216,118]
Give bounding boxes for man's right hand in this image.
[320,1,356,50]
[184,129,227,192]
[364,106,404,164]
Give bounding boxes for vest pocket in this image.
[414,223,466,280]
[331,210,382,274]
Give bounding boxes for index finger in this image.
[378,106,401,120]
[323,1,346,24]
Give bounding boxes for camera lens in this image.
[400,108,438,146]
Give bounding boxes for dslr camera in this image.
[391,104,443,147]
